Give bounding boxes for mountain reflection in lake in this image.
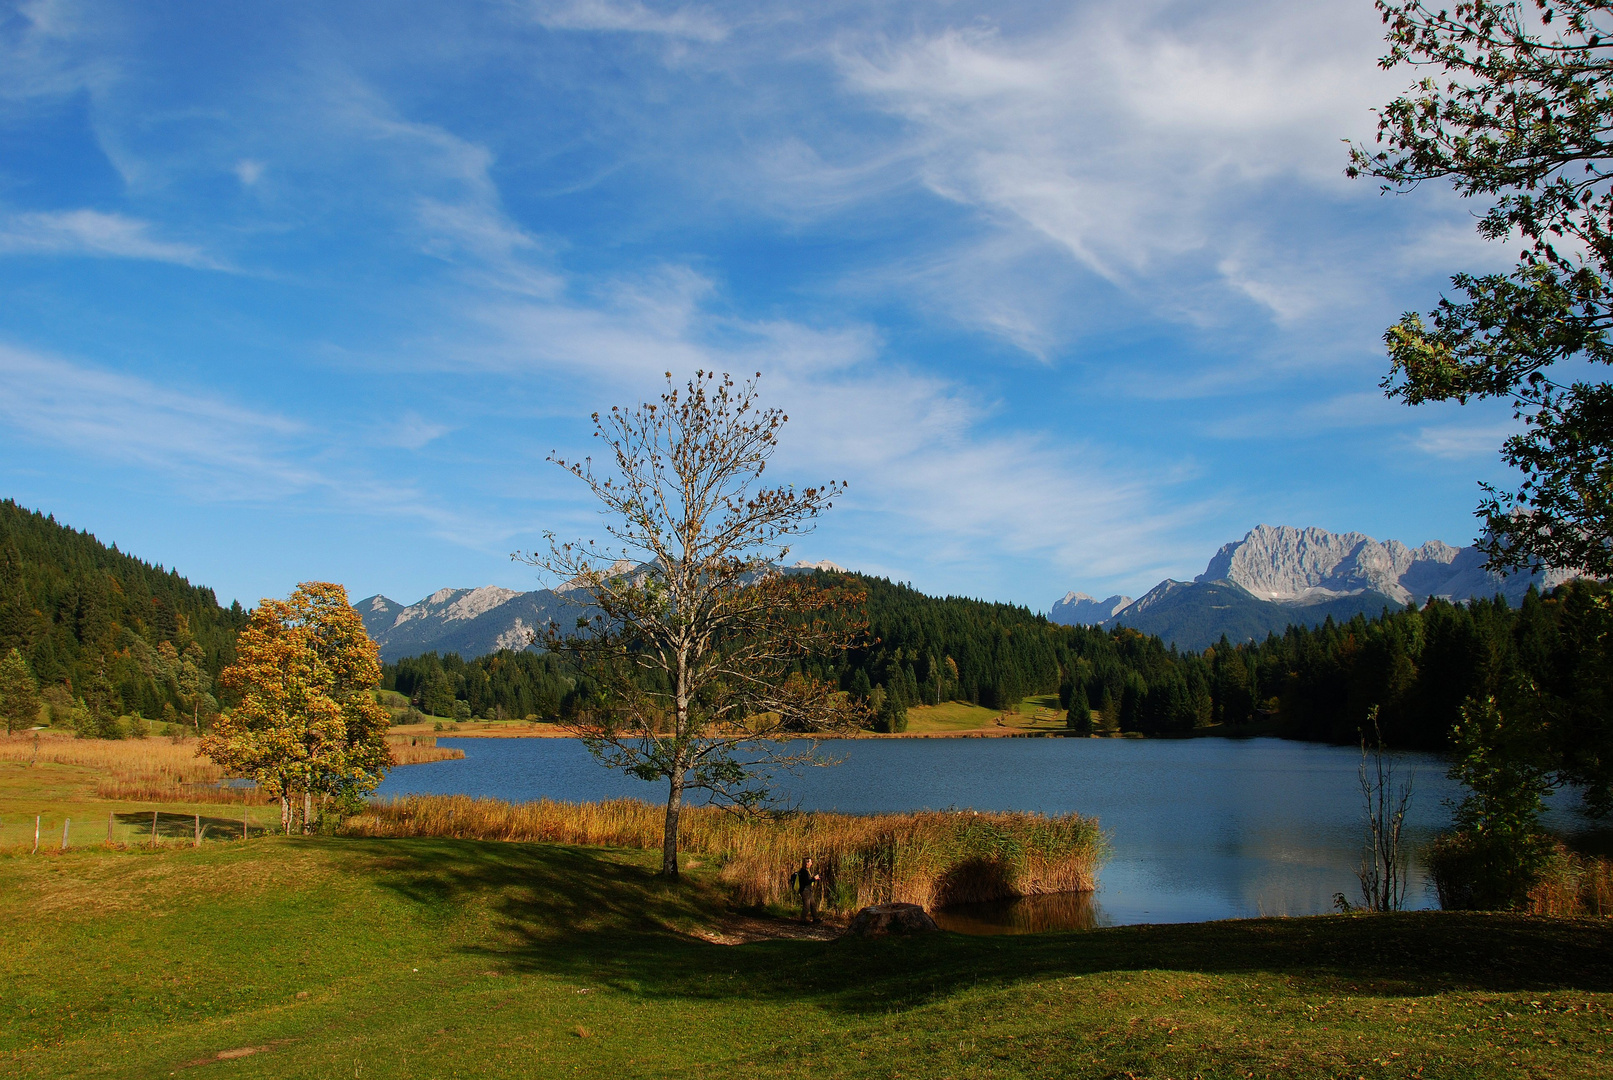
[376,735,1592,926]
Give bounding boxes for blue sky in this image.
[0,0,1522,611]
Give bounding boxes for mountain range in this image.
[1050,524,1573,651]
[357,560,846,663]
[356,525,1571,663]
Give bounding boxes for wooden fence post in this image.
[61,818,69,851]
[243,803,248,840]
[151,810,158,848]
[107,811,114,846]
[32,815,39,854]
[194,813,201,847]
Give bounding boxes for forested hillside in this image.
[0,500,248,731]
[383,570,1611,767]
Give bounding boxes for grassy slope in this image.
[5,757,1613,1078]
[1,840,1610,1076]
[902,694,1069,736]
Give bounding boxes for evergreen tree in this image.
[1095,686,1118,734]
[1065,681,1092,734]
[0,647,40,734]
[1118,677,1144,733]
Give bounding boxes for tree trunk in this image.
[661,771,684,878]
[280,792,291,835]
[303,790,313,835]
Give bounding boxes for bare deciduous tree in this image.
[1358,707,1415,912]
[519,371,866,878]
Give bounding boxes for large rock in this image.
[847,903,939,936]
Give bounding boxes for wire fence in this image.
[1,806,274,853]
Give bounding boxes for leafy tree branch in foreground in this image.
[1351,0,1613,575]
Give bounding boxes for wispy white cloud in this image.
[802,2,1412,342]
[1413,422,1517,460]
[0,342,312,496]
[432,253,1201,588]
[529,0,728,42]
[0,209,222,267]
[319,89,566,296]
[0,343,480,541]
[381,412,454,451]
[0,0,111,102]
[1201,391,1409,440]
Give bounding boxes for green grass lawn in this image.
[904,695,1069,735]
[4,753,1612,1078]
[3,827,1612,1079]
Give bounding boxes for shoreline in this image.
[388,720,1287,741]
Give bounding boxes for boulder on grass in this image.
[847,902,939,936]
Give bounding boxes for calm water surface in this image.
[376,735,1589,928]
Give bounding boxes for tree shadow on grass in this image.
[112,810,270,841]
[353,836,1613,1015]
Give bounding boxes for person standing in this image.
[792,856,822,922]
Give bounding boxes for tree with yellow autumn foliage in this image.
[201,581,391,834]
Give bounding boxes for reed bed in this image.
[1528,851,1613,917]
[387,736,466,767]
[344,794,1106,912]
[0,732,463,805]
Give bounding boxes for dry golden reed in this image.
[344,794,1105,912]
[0,732,462,805]
[1528,851,1613,917]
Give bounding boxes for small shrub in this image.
[1430,695,1556,911]
[1426,828,1555,910]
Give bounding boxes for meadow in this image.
[3,736,1613,1078]
[0,731,461,809]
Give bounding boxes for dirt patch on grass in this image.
[180,1039,295,1069]
[688,912,845,945]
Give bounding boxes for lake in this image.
[375,735,1591,927]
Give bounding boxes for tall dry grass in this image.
[1528,850,1613,917]
[388,735,465,767]
[344,794,1105,912]
[0,732,462,805]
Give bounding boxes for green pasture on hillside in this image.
[902,694,1068,735]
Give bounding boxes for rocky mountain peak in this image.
[1195,523,1567,606]
[1050,591,1134,624]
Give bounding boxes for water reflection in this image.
[933,891,1102,935]
[376,735,1595,926]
